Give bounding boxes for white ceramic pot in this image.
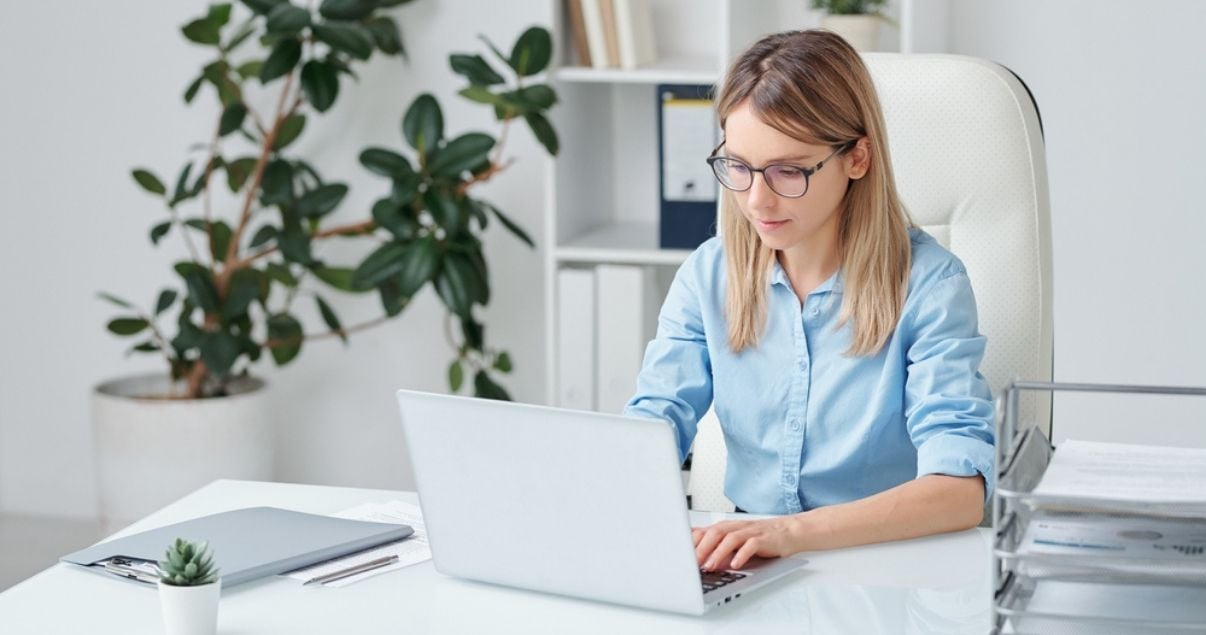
[93,373,273,526]
[158,579,221,635]
[821,14,881,52]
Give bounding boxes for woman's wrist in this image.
[787,508,829,553]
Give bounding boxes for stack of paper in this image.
[283,500,430,587]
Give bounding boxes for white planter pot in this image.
[159,579,221,635]
[93,374,273,526]
[821,14,881,52]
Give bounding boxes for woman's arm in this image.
[693,473,984,570]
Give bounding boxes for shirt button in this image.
[797,359,807,371]
[790,419,801,431]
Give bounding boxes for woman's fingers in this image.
[703,530,750,571]
[729,536,763,570]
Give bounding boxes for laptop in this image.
[395,389,806,615]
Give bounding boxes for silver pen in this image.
[302,554,400,586]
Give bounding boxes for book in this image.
[580,0,610,70]
[565,0,592,67]
[614,0,657,70]
[598,0,621,69]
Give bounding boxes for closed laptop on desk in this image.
[396,390,805,615]
[62,507,413,588]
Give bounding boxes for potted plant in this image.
[95,0,560,525]
[158,538,221,635]
[810,0,892,51]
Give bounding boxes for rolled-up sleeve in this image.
[903,271,996,500]
[623,254,713,463]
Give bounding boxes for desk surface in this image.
[0,480,992,634]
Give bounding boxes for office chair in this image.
[688,54,1054,513]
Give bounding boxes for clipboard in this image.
[61,506,413,588]
[657,84,718,249]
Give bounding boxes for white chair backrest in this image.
[689,54,1054,512]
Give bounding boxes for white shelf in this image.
[555,222,692,266]
[553,54,719,85]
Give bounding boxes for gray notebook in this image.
[61,506,413,588]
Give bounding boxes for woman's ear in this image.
[845,137,871,180]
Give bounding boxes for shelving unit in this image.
[542,0,952,406]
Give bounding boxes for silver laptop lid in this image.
[397,390,706,615]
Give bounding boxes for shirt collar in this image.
[770,258,844,295]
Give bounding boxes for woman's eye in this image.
[727,162,750,175]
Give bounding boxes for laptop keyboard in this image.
[700,569,747,593]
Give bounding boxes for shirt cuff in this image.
[915,432,996,502]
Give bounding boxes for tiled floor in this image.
[0,514,105,591]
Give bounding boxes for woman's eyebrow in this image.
[724,149,816,163]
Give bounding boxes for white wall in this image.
[948,0,1206,445]
[0,0,550,518]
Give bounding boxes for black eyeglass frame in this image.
[705,140,855,199]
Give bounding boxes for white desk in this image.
[0,480,992,633]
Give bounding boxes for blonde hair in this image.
[716,29,912,356]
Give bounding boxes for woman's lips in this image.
[756,219,789,231]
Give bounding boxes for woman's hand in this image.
[692,516,803,571]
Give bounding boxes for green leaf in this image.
[487,203,534,248]
[359,147,411,179]
[155,290,178,315]
[260,159,294,204]
[313,266,372,293]
[260,37,302,83]
[314,295,346,343]
[181,18,221,46]
[225,157,259,192]
[300,60,340,112]
[182,270,220,313]
[397,235,439,297]
[461,316,483,349]
[277,216,315,265]
[296,183,348,218]
[390,172,420,207]
[378,278,406,317]
[449,54,505,86]
[132,169,166,196]
[130,341,160,354]
[524,111,559,155]
[235,60,264,80]
[107,317,149,336]
[266,261,298,287]
[477,33,510,69]
[494,351,513,373]
[319,0,375,21]
[423,189,466,236]
[98,292,135,309]
[448,360,464,392]
[364,16,404,56]
[265,4,311,35]
[402,94,443,155]
[274,113,306,150]
[371,198,415,240]
[240,0,284,14]
[267,313,304,364]
[208,220,233,262]
[428,133,494,178]
[457,86,506,107]
[435,252,480,317]
[200,330,241,376]
[312,22,373,60]
[510,84,557,111]
[184,76,205,103]
[170,163,195,207]
[249,224,278,248]
[150,221,173,245]
[473,370,511,401]
[222,268,261,320]
[509,27,552,76]
[218,102,248,136]
[223,19,256,52]
[208,3,233,26]
[352,242,407,289]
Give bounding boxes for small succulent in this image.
[158,537,220,586]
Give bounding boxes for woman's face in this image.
[722,100,868,251]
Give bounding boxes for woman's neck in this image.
[776,225,841,301]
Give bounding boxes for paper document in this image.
[1031,439,1206,516]
[1018,511,1206,580]
[284,500,430,587]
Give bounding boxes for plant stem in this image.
[235,219,378,267]
[262,315,391,349]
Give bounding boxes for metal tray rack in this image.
[991,381,1206,634]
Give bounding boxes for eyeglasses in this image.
[706,141,853,198]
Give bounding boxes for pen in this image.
[302,554,400,586]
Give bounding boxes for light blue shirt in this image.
[624,228,995,514]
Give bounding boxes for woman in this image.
[624,30,994,572]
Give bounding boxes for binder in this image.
[658,84,718,249]
[557,267,596,410]
[61,506,413,588]
[595,264,661,413]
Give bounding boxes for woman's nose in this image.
[746,171,776,210]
